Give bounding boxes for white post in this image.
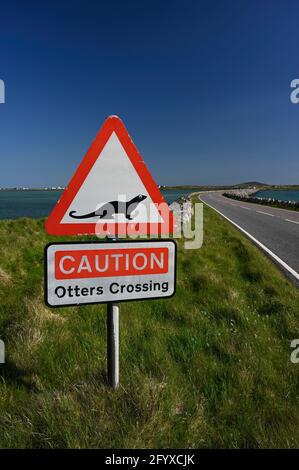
[107,302,119,389]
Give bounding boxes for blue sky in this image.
[0,0,298,187]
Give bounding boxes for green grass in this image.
[0,206,299,448]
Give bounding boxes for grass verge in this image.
[0,205,298,448]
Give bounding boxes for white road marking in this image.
[240,206,251,210]
[285,219,299,225]
[200,197,299,283]
[256,211,274,217]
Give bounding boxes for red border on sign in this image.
[45,116,175,236]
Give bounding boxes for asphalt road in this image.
[200,192,299,286]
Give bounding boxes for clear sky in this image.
[0,0,298,187]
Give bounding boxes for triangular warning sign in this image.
[45,116,175,236]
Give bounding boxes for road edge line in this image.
[200,197,299,283]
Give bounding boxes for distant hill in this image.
[161,182,269,190]
[231,181,269,189]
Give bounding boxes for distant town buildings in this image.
[0,186,65,191]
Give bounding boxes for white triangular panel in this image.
[61,132,162,224]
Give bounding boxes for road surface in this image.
[200,192,299,286]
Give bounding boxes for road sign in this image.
[45,116,175,236]
[45,240,176,307]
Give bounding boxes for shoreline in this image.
[223,190,299,212]
[0,188,299,221]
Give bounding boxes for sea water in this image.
[254,189,299,203]
[0,188,198,220]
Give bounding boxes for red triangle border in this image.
[45,116,175,236]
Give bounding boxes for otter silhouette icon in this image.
[69,195,147,220]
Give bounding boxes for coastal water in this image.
[254,189,299,203]
[0,188,197,220]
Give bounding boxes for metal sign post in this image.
[44,116,177,390]
[107,302,119,389]
[106,235,119,389]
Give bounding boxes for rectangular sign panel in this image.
[45,240,176,307]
